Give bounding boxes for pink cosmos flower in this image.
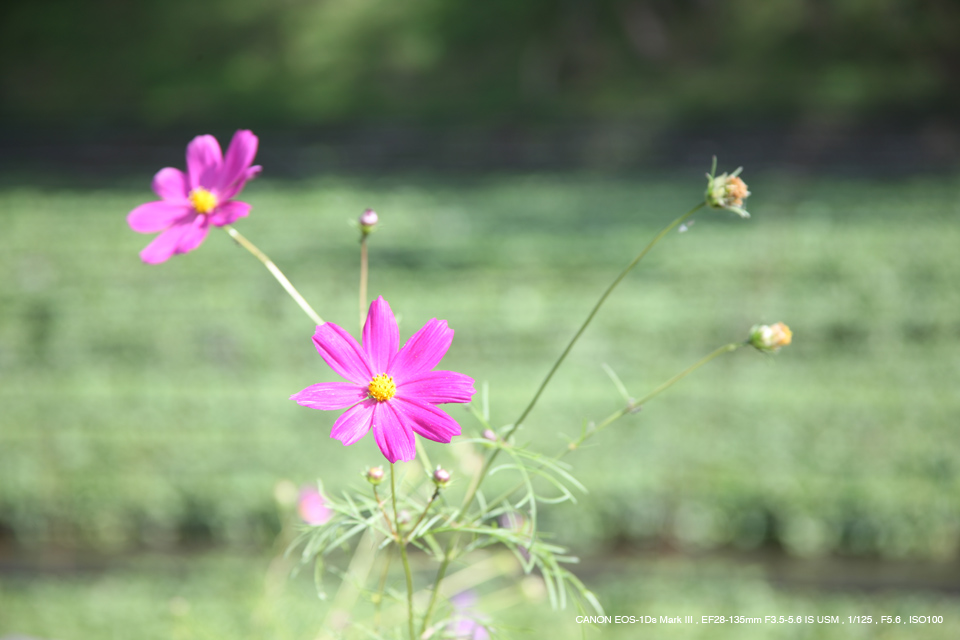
[291,297,475,463]
[127,130,261,264]
[298,487,333,525]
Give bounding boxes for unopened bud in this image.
[749,322,793,352]
[366,466,385,485]
[432,466,451,487]
[482,429,498,442]
[397,509,412,526]
[359,208,379,234]
[705,159,750,218]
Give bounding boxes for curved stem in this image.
[481,342,746,517]
[420,202,704,635]
[223,225,324,325]
[392,464,416,640]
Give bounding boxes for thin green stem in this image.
[481,342,746,517]
[582,341,745,443]
[359,235,369,331]
[418,202,704,635]
[408,487,440,541]
[504,202,702,443]
[223,225,324,325]
[392,464,416,640]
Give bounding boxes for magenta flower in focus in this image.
[298,487,333,525]
[291,297,475,463]
[127,130,261,264]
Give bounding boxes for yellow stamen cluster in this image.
[723,176,749,207]
[188,187,218,214]
[368,373,396,402]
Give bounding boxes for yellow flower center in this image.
[368,373,396,402]
[188,187,218,214]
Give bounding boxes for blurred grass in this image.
[2,552,959,639]
[1,171,959,558]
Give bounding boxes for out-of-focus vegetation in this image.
[2,0,958,127]
[2,553,959,639]
[1,173,958,559]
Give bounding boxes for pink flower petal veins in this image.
[363,297,399,373]
[372,402,416,463]
[151,167,189,202]
[330,399,377,446]
[291,382,368,410]
[388,318,454,378]
[396,370,475,404]
[127,201,192,234]
[312,323,374,384]
[393,397,461,443]
[186,134,223,190]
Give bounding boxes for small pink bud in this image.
[397,509,412,526]
[482,429,498,442]
[366,466,385,485]
[432,466,451,487]
[359,208,379,231]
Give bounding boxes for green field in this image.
[2,171,960,636]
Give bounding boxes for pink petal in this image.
[128,200,192,233]
[362,297,399,373]
[291,382,368,410]
[312,323,373,385]
[175,214,210,254]
[151,167,189,202]
[138,217,196,264]
[388,319,454,378]
[372,402,416,463]
[330,399,376,446]
[221,165,262,200]
[396,370,475,404]
[218,130,258,195]
[186,134,223,190]
[392,397,461,444]
[208,200,251,226]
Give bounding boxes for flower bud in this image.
[749,322,793,352]
[705,159,750,218]
[432,466,451,487]
[482,429,498,442]
[366,466,385,485]
[359,208,378,234]
[397,509,412,526]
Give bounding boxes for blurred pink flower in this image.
[127,130,261,264]
[298,487,333,525]
[291,297,475,463]
[448,591,490,640]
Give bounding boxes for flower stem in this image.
[359,235,369,331]
[419,202,704,635]
[480,342,746,520]
[392,464,416,640]
[503,202,702,442]
[223,225,324,325]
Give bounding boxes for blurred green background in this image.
[2,1,960,638]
